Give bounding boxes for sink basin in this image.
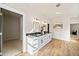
[31,34,42,37]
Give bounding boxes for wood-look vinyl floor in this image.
[3,39,22,56]
[17,39,79,56]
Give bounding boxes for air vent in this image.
[56,3,61,7]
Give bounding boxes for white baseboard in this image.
[4,38,20,41]
[53,37,70,41]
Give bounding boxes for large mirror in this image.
[33,18,48,33]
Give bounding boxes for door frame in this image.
[0,9,3,55]
[0,4,27,53]
[70,23,79,39]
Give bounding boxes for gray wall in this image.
[3,13,20,41]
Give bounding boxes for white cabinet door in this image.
[43,35,46,45]
[27,44,37,54]
[27,37,38,45]
[38,36,43,48]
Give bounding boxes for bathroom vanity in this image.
[26,18,52,54]
[26,33,52,54]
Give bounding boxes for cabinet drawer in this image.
[33,44,38,48]
[27,38,38,45]
[33,40,38,44]
[27,45,37,54]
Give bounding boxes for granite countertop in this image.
[26,32,49,38]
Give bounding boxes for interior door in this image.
[0,8,3,56]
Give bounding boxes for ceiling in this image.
[2,3,79,19]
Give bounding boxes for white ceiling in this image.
[2,3,79,19]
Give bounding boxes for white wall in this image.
[50,17,70,41]
[70,17,79,24]
[25,11,50,33]
[3,13,20,41]
[50,17,79,41]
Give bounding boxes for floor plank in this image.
[17,39,79,56]
[3,39,22,56]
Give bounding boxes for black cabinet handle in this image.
[41,39,43,44]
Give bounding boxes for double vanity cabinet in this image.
[27,33,52,54]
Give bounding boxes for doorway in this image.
[1,8,23,56]
[70,24,79,40]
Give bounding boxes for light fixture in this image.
[42,22,47,25]
[33,18,40,23]
[33,18,47,24]
[56,12,61,14]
